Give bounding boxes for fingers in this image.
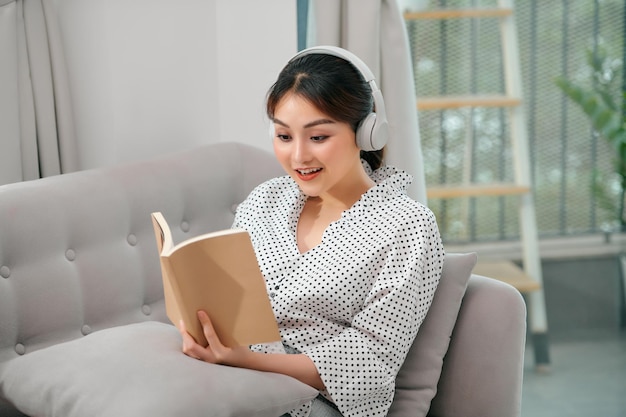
[178,311,233,364]
[179,318,214,363]
[179,320,201,359]
[181,335,198,359]
[178,311,222,363]
[197,310,235,364]
[178,319,187,334]
[197,310,219,346]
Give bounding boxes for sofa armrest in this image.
[428,274,526,417]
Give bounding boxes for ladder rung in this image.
[417,95,521,110]
[472,261,542,293]
[404,8,513,20]
[427,183,530,199]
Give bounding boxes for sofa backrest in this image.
[0,142,284,363]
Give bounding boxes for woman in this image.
[180,46,444,417]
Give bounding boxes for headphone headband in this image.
[287,46,389,151]
[290,45,376,83]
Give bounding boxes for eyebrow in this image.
[272,118,336,129]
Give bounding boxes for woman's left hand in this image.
[179,310,249,365]
[180,310,325,390]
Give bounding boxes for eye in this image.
[277,134,291,141]
[310,135,328,142]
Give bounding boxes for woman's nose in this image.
[292,138,311,164]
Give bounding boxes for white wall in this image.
[56,0,296,169]
[215,2,297,155]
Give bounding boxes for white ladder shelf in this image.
[405,0,550,370]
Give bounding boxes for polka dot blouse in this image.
[232,162,444,417]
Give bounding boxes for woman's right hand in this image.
[179,310,250,365]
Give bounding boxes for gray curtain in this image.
[0,0,78,186]
[307,0,427,204]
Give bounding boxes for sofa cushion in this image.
[389,252,477,417]
[0,321,318,417]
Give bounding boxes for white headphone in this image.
[272,45,389,151]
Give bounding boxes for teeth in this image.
[298,168,321,175]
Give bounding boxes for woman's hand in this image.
[179,310,325,390]
[179,310,249,365]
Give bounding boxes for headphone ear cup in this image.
[370,117,389,151]
[356,113,379,151]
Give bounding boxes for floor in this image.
[517,253,626,416]
[521,329,626,417]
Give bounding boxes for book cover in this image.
[151,212,280,347]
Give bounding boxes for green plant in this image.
[555,47,626,230]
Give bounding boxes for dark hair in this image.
[266,53,385,170]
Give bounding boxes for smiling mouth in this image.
[295,167,322,180]
[296,168,322,175]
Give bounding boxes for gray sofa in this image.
[0,142,527,417]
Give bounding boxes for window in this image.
[405,0,625,243]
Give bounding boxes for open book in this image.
[151,212,280,347]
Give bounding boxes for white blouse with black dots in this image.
[232,162,444,417]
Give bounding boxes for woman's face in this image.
[271,93,364,199]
